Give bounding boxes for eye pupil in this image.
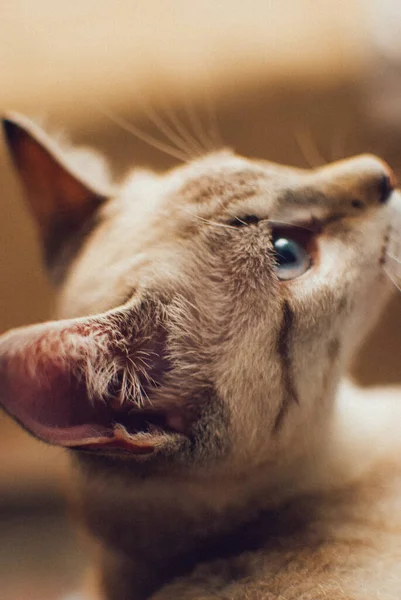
[272,235,311,281]
[274,238,298,266]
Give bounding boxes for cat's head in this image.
[0,114,398,479]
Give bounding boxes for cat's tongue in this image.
[0,307,178,453]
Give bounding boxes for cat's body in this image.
[1,115,400,599]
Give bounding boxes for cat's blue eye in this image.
[273,237,311,281]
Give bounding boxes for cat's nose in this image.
[377,171,395,204]
[318,155,397,207]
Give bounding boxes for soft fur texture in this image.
[1,115,401,599]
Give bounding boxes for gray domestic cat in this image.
[1,113,401,599]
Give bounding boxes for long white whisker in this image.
[265,218,315,232]
[181,208,238,230]
[181,209,314,233]
[87,101,189,163]
[212,195,249,226]
[161,101,206,157]
[182,93,215,153]
[384,265,401,293]
[386,253,401,265]
[134,95,200,159]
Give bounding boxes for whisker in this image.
[134,95,200,159]
[212,196,250,227]
[181,208,238,230]
[87,101,189,163]
[384,265,401,293]
[182,92,216,153]
[228,216,315,232]
[266,218,315,232]
[230,216,248,226]
[294,126,327,168]
[181,207,315,233]
[160,99,207,157]
[386,253,401,265]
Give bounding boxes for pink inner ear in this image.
[0,317,116,446]
[0,307,165,448]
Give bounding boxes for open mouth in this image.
[71,404,188,455]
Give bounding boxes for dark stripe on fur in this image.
[273,300,299,433]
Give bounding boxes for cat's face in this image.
[0,116,398,480]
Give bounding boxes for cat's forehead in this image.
[114,151,301,225]
[165,151,299,201]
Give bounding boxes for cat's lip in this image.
[70,411,188,455]
[74,435,168,455]
[71,430,185,456]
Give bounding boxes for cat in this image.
[1,113,401,600]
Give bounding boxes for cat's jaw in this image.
[70,380,340,532]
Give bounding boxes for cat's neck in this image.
[74,379,401,599]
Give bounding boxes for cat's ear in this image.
[2,113,108,261]
[0,300,181,454]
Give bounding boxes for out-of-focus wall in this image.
[1,1,365,126]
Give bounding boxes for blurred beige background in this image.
[1,1,401,599]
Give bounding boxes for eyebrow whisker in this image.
[265,219,315,232]
[182,209,239,230]
[86,101,190,163]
